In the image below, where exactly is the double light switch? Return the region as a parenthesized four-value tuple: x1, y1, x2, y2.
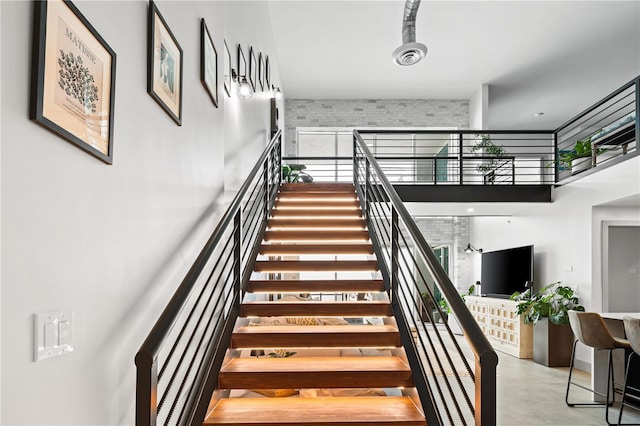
(34, 311, 74, 362)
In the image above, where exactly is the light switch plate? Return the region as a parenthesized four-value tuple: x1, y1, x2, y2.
(34, 311, 74, 362)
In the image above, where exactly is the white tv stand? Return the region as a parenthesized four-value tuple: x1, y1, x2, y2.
(465, 296, 533, 359)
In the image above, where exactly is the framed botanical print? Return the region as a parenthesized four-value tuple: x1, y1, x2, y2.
(258, 52, 264, 91)
(223, 40, 231, 97)
(147, 0, 183, 125)
(30, 0, 116, 164)
(265, 55, 271, 90)
(248, 47, 257, 91)
(237, 44, 246, 80)
(200, 19, 218, 108)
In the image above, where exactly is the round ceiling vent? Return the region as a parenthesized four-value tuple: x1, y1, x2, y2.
(392, 42, 428, 66)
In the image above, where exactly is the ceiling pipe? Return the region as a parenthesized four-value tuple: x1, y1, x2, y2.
(392, 0, 428, 66)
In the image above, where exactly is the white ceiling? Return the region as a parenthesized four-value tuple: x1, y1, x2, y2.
(268, 0, 640, 130)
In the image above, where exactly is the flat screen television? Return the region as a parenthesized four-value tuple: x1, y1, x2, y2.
(480, 245, 533, 299)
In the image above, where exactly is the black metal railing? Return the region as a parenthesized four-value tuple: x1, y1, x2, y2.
(358, 130, 555, 185)
(135, 131, 282, 426)
(288, 131, 555, 185)
(554, 76, 638, 183)
(354, 130, 498, 426)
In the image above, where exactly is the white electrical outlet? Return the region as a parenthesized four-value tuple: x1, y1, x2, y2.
(34, 311, 74, 362)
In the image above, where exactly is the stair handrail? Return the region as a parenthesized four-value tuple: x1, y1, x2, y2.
(135, 130, 282, 426)
(353, 130, 498, 426)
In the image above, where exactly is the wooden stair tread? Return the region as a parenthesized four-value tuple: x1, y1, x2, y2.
(254, 260, 379, 272)
(267, 218, 367, 228)
(280, 183, 355, 192)
(204, 396, 426, 425)
(219, 356, 412, 389)
(275, 199, 360, 208)
(278, 192, 357, 200)
(248, 279, 385, 293)
(271, 209, 362, 217)
(263, 230, 370, 241)
(241, 301, 391, 317)
(231, 325, 401, 349)
(259, 244, 374, 255)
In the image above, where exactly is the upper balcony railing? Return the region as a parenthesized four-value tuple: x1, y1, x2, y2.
(286, 130, 556, 186)
(554, 76, 638, 183)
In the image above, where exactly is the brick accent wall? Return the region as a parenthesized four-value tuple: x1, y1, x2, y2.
(414, 216, 474, 292)
(284, 99, 469, 155)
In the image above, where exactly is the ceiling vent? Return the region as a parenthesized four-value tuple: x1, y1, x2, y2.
(392, 0, 428, 66)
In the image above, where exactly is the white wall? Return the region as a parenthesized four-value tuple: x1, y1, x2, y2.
(469, 84, 489, 130)
(0, 1, 280, 424)
(469, 156, 640, 367)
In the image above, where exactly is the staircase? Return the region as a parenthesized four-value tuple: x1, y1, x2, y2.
(204, 183, 426, 425)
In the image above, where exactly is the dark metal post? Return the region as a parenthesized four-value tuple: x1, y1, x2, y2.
(477, 349, 499, 426)
(635, 78, 639, 148)
(233, 210, 242, 305)
(391, 207, 399, 304)
(263, 160, 270, 217)
(553, 132, 559, 184)
(459, 133, 464, 184)
(512, 159, 516, 185)
(364, 157, 371, 221)
(135, 353, 158, 426)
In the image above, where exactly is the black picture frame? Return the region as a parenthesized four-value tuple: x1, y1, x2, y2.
(30, 0, 116, 164)
(248, 46, 257, 91)
(265, 55, 271, 90)
(223, 39, 231, 97)
(147, 0, 183, 125)
(200, 19, 218, 108)
(237, 44, 246, 80)
(258, 52, 264, 91)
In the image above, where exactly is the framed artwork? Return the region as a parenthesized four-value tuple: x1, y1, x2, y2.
(223, 40, 231, 97)
(237, 44, 246, 80)
(248, 47, 257, 91)
(200, 19, 218, 108)
(258, 52, 264, 91)
(30, 0, 116, 164)
(265, 55, 271, 90)
(147, 0, 183, 125)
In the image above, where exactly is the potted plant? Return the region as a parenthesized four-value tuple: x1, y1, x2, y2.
(469, 134, 508, 182)
(511, 282, 585, 366)
(557, 137, 603, 174)
(282, 164, 313, 183)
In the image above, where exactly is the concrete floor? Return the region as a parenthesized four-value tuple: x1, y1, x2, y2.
(496, 351, 640, 425)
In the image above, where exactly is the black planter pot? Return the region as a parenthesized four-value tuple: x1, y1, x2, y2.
(533, 318, 575, 367)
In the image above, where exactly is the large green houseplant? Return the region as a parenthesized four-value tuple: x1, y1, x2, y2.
(282, 164, 313, 183)
(511, 282, 585, 366)
(469, 134, 507, 174)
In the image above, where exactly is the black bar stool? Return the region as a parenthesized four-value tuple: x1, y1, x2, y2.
(617, 316, 640, 425)
(565, 311, 630, 425)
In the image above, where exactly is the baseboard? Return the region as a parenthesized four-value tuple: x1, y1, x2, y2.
(574, 359, 591, 373)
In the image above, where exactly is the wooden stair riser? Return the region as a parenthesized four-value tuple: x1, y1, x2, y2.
(275, 199, 360, 209)
(280, 182, 355, 190)
(248, 279, 385, 293)
(231, 325, 401, 349)
(264, 230, 370, 242)
(254, 260, 379, 272)
(280, 183, 356, 192)
(203, 397, 426, 426)
(270, 208, 362, 218)
(277, 192, 357, 200)
(241, 301, 392, 317)
(259, 243, 374, 256)
(218, 357, 413, 389)
(267, 218, 367, 229)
